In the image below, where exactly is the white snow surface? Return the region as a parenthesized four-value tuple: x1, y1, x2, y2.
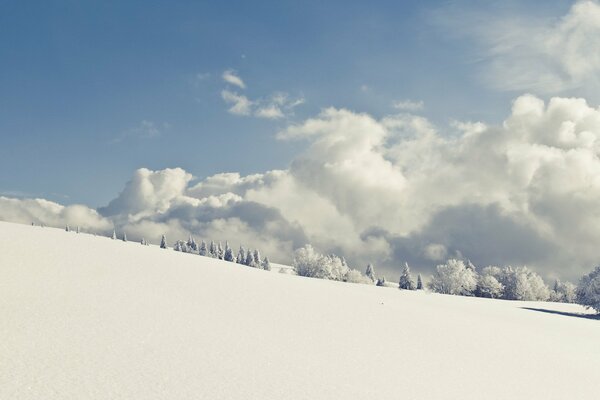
(1, 221, 599, 399)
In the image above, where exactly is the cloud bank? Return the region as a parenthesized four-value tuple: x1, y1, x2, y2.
(4, 94, 600, 281)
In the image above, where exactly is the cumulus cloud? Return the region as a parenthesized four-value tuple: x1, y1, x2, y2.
(436, 0, 600, 93)
(5, 93, 600, 281)
(222, 69, 246, 89)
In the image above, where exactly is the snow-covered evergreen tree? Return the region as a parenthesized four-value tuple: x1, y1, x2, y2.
(160, 235, 167, 249)
(65, 224, 70, 232)
(262, 256, 271, 271)
(186, 236, 197, 252)
(365, 263, 376, 283)
(577, 266, 600, 312)
(253, 249, 261, 268)
(122, 232, 127, 242)
(141, 238, 147, 246)
(174, 241, 182, 252)
(76, 226, 80, 234)
(111, 229, 117, 240)
(246, 249, 255, 266)
(217, 242, 224, 260)
(416, 274, 423, 290)
(209, 240, 217, 258)
(199, 240, 208, 256)
(224, 243, 235, 262)
(399, 262, 415, 290)
(376, 277, 386, 287)
(237, 246, 246, 264)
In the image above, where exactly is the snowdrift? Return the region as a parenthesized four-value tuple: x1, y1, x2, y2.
(1, 221, 599, 399)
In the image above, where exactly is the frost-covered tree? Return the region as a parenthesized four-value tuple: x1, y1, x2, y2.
(174, 241, 182, 252)
(398, 262, 415, 290)
(224, 243, 235, 262)
(344, 269, 372, 284)
(416, 274, 423, 290)
(209, 240, 217, 258)
(428, 259, 478, 296)
(76, 226, 80, 234)
(253, 249, 261, 268)
(141, 238, 147, 246)
(122, 232, 127, 242)
(199, 240, 208, 256)
(160, 235, 168, 249)
(111, 229, 117, 240)
(293, 245, 332, 279)
(262, 256, 271, 271)
(186, 236, 197, 252)
(476, 268, 504, 298)
(217, 242, 224, 260)
(65, 224, 70, 232)
(365, 263, 376, 283)
(246, 249, 255, 266)
(576, 266, 600, 312)
(237, 246, 246, 264)
(325, 254, 349, 281)
(550, 280, 577, 303)
(376, 277, 386, 287)
(476, 266, 549, 301)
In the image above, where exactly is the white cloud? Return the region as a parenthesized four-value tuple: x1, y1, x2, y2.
(221, 90, 253, 116)
(439, 0, 600, 92)
(222, 69, 246, 89)
(6, 93, 600, 281)
(255, 105, 284, 119)
(392, 99, 424, 112)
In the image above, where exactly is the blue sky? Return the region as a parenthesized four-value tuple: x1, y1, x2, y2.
(0, 0, 577, 206)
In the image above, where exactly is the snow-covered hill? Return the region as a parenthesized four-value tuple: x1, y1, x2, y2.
(1, 221, 599, 399)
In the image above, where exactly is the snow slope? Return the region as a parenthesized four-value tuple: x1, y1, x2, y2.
(1, 221, 599, 399)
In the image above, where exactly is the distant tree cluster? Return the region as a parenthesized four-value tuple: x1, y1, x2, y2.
(293, 245, 373, 283)
(170, 236, 271, 270)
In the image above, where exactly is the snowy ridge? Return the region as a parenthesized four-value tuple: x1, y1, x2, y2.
(1, 221, 599, 399)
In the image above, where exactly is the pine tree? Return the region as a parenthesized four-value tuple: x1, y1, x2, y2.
(224, 242, 235, 262)
(76, 226, 80, 234)
(141, 238, 147, 246)
(111, 229, 117, 240)
(209, 240, 217, 258)
(399, 262, 415, 290)
(199, 240, 208, 256)
(237, 246, 246, 264)
(376, 276, 386, 287)
(187, 235, 197, 252)
(365, 263, 376, 283)
(65, 224, 70, 232)
(217, 242, 224, 260)
(245, 249, 254, 266)
(262, 256, 271, 271)
(174, 241, 182, 251)
(417, 274, 423, 290)
(160, 235, 167, 249)
(253, 249, 261, 268)
(122, 232, 127, 242)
